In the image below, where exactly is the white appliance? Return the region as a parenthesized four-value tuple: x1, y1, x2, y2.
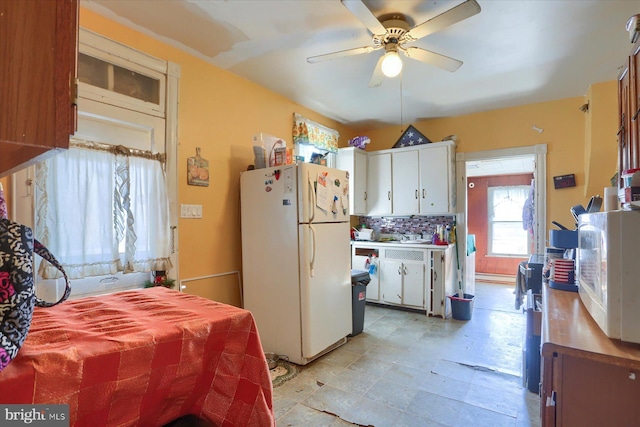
(577, 210, 640, 343)
(240, 163, 352, 365)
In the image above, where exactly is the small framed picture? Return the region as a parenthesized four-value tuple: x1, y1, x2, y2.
(187, 147, 209, 187)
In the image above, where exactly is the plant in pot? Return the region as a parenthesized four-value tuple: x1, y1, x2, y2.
(143, 274, 176, 289)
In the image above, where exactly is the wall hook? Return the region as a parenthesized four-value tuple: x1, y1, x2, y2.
(532, 125, 544, 134)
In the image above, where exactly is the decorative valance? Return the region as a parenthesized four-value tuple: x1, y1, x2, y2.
(292, 113, 339, 153)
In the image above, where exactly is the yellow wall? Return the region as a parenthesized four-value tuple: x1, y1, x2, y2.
(80, 9, 357, 306)
(584, 80, 619, 197)
(362, 84, 618, 233)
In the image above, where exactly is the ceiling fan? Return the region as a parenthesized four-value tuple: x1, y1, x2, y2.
(307, 0, 481, 87)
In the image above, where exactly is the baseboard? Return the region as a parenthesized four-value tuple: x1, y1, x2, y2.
(475, 273, 516, 285)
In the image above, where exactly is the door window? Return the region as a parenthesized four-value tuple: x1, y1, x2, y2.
(488, 185, 529, 256)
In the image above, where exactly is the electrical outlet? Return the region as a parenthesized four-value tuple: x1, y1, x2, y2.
(181, 204, 203, 218)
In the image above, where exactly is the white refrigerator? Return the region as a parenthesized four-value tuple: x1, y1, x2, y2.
(240, 162, 352, 365)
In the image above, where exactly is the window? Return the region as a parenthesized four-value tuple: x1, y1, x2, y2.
(12, 29, 179, 301)
(35, 145, 172, 279)
(488, 186, 529, 256)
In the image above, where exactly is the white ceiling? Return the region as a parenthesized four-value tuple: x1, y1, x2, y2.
(81, 0, 638, 131)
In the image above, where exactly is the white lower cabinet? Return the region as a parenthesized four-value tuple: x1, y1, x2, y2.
(380, 248, 427, 310)
(429, 246, 456, 318)
(400, 261, 425, 308)
(351, 243, 454, 316)
(380, 259, 403, 305)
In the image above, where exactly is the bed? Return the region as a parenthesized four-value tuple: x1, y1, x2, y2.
(0, 287, 275, 426)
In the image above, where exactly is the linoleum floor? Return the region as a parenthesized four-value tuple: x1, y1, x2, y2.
(273, 281, 541, 427)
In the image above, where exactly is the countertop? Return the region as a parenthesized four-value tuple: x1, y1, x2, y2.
(351, 240, 454, 250)
(541, 282, 640, 368)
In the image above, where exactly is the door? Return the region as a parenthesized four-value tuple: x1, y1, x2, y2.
(431, 250, 446, 316)
(298, 222, 351, 358)
(353, 149, 368, 215)
(380, 259, 403, 304)
(402, 262, 425, 308)
(298, 163, 349, 223)
(392, 150, 419, 215)
(367, 153, 392, 215)
(419, 145, 449, 213)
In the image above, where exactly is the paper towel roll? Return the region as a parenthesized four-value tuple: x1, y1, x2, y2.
(604, 187, 618, 211)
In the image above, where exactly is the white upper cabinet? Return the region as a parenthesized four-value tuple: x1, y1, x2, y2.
(337, 147, 368, 215)
(419, 142, 456, 214)
(338, 140, 456, 217)
(367, 152, 392, 216)
(391, 150, 420, 215)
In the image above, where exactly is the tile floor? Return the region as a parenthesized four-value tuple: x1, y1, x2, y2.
(273, 281, 542, 427)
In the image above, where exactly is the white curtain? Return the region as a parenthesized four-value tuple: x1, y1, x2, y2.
(123, 156, 172, 273)
(489, 186, 529, 221)
(35, 147, 172, 280)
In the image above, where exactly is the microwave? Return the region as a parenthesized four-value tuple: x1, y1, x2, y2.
(577, 210, 640, 343)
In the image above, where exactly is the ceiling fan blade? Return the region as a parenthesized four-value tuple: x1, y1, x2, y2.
(307, 46, 379, 63)
(341, 0, 387, 35)
(403, 0, 481, 42)
(368, 55, 385, 88)
(401, 46, 463, 72)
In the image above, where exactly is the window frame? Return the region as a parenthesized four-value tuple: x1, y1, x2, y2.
(11, 28, 180, 300)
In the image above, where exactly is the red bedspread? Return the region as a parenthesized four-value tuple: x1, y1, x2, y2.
(0, 287, 275, 427)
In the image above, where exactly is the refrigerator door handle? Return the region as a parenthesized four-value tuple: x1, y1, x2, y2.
(309, 224, 316, 277)
(308, 173, 316, 224)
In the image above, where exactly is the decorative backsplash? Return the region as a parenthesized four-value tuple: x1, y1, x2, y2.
(356, 215, 455, 236)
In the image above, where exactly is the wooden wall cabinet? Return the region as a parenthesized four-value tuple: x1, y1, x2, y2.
(0, 0, 78, 178)
(618, 39, 640, 181)
(541, 284, 640, 426)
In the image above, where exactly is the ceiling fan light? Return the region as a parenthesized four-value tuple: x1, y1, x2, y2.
(381, 51, 402, 77)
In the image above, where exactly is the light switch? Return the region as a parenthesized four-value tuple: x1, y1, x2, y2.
(181, 204, 203, 219)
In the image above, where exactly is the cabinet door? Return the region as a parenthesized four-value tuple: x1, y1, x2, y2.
(337, 147, 368, 215)
(419, 145, 450, 213)
(380, 259, 402, 305)
(402, 261, 425, 309)
(367, 153, 392, 215)
(0, 0, 78, 177)
(353, 149, 368, 215)
(630, 42, 640, 170)
(619, 58, 633, 176)
(559, 354, 640, 426)
(431, 250, 444, 316)
(392, 150, 420, 215)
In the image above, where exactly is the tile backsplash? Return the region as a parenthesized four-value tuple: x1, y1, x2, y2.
(356, 215, 455, 237)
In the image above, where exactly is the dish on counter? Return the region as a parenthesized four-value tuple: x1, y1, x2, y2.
(400, 239, 431, 244)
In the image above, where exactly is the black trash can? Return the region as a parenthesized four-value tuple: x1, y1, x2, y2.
(349, 269, 370, 337)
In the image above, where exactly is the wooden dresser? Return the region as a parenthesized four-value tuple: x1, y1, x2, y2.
(541, 283, 640, 426)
